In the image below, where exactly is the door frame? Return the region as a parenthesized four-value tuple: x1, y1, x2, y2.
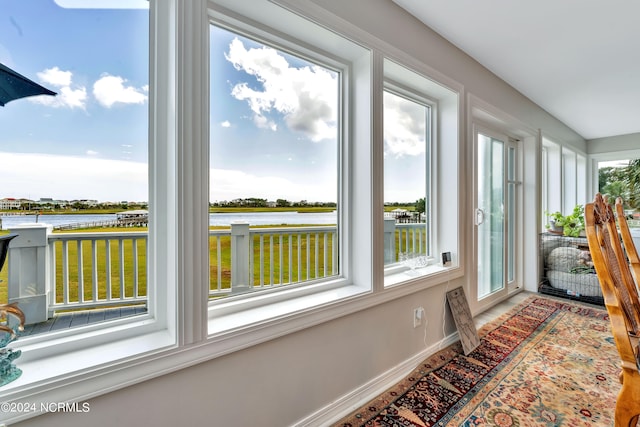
(469, 123, 522, 313)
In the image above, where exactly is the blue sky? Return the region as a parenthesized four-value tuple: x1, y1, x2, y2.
(210, 26, 340, 203)
(210, 26, 427, 204)
(0, 1, 426, 204)
(1, 1, 149, 202)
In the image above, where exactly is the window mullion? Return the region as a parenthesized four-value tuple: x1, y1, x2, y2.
(175, 0, 210, 346)
(371, 50, 386, 292)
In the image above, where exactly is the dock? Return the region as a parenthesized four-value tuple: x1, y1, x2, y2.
(53, 210, 148, 231)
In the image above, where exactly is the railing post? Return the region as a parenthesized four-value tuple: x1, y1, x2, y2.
(230, 222, 251, 294)
(384, 218, 396, 264)
(7, 224, 52, 324)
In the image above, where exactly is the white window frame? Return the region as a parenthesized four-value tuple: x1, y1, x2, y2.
(1, 1, 186, 423)
(206, 0, 374, 343)
(381, 85, 434, 270)
(590, 149, 640, 198)
(541, 136, 588, 221)
(207, 21, 347, 294)
(1, 1, 463, 423)
(382, 58, 460, 288)
(206, 4, 461, 336)
(562, 147, 578, 213)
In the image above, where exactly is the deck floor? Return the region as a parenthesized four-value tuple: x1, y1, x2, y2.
(20, 305, 147, 337)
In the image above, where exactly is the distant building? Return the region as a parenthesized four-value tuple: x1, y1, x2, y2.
(36, 198, 69, 209)
(0, 198, 21, 210)
(70, 199, 99, 208)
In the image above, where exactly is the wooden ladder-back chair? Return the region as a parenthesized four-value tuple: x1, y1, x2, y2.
(616, 197, 640, 289)
(585, 193, 640, 426)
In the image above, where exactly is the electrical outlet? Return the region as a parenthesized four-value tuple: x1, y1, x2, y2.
(413, 307, 424, 328)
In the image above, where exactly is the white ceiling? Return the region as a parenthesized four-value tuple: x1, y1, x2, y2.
(392, 0, 640, 141)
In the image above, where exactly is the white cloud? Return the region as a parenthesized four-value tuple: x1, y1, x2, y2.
(252, 113, 277, 131)
(0, 152, 147, 202)
(221, 120, 231, 128)
(38, 67, 72, 87)
(32, 66, 87, 109)
(93, 74, 147, 107)
(225, 38, 337, 142)
(86, 150, 99, 156)
(383, 91, 427, 157)
(211, 168, 336, 202)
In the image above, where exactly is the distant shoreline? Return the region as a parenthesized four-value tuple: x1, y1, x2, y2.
(1, 206, 336, 216)
(209, 206, 336, 213)
(1, 205, 416, 216)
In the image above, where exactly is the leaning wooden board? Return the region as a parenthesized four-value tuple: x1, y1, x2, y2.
(446, 287, 480, 355)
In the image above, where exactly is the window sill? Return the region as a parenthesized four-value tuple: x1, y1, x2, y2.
(207, 283, 370, 354)
(384, 263, 455, 288)
(0, 322, 175, 425)
(0, 266, 460, 425)
(205, 265, 460, 358)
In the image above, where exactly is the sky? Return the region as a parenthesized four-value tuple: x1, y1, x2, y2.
(1, 1, 427, 204)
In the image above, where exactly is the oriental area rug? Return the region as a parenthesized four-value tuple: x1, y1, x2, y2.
(334, 296, 620, 427)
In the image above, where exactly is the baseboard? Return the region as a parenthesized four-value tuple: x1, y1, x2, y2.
(293, 332, 460, 427)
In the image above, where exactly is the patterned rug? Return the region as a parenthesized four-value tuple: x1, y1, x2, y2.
(334, 295, 620, 426)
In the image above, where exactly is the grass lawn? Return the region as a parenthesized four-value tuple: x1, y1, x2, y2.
(0, 228, 147, 305)
(0, 224, 337, 304)
(50, 237, 147, 304)
(209, 228, 336, 292)
(1, 221, 424, 306)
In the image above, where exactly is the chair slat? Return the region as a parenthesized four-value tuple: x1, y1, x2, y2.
(586, 193, 640, 426)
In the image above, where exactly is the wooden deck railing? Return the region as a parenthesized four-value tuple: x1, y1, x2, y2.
(4, 221, 426, 322)
(48, 231, 148, 312)
(208, 225, 339, 296)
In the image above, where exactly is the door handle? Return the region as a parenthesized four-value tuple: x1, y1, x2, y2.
(475, 208, 485, 225)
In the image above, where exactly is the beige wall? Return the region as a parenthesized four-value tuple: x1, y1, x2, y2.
(13, 279, 463, 427)
(314, 0, 585, 149)
(14, 1, 588, 426)
(587, 132, 640, 155)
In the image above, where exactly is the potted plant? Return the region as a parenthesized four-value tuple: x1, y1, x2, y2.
(545, 205, 585, 237)
(545, 210, 566, 234)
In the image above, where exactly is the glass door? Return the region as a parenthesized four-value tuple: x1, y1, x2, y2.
(473, 127, 519, 307)
(476, 132, 505, 298)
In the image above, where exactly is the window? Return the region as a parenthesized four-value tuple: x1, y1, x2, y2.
(541, 139, 561, 227)
(0, 2, 152, 333)
(541, 137, 587, 226)
(383, 89, 431, 273)
(209, 24, 340, 298)
(0, 1, 178, 420)
(0, 1, 462, 421)
(382, 59, 458, 287)
(598, 158, 640, 210)
(207, 0, 375, 338)
(562, 147, 577, 213)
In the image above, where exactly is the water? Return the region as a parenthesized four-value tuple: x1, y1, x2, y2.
(208, 211, 336, 226)
(0, 213, 116, 229)
(0, 211, 337, 230)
